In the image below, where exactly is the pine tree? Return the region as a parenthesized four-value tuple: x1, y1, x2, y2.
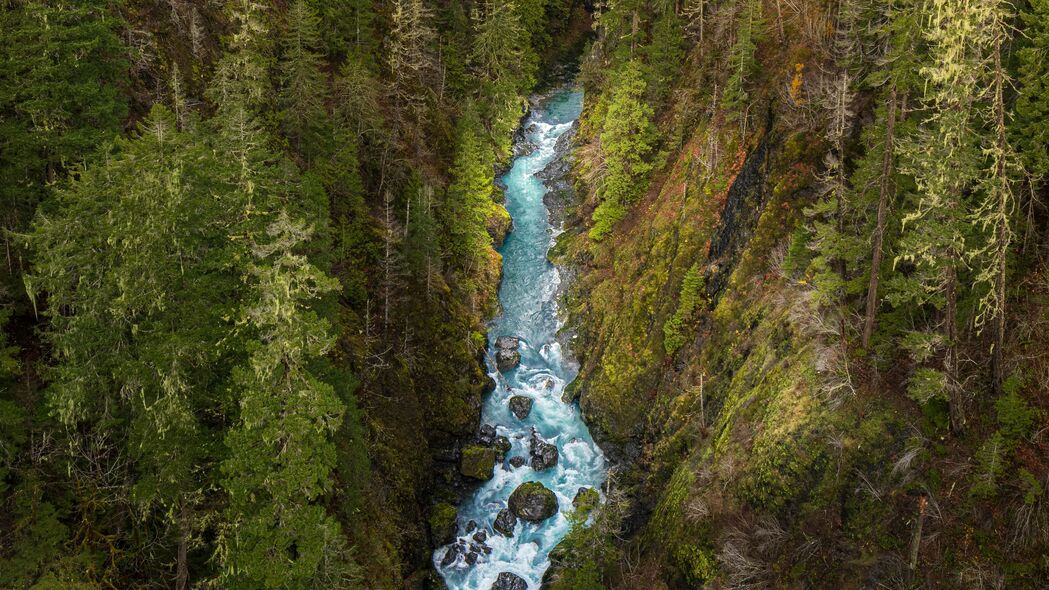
(1012, 0, 1049, 248)
(279, 0, 328, 156)
(444, 103, 497, 267)
(220, 212, 346, 589)
(590, 61, 657, 241)
(723, 0, 766, 119)
(0, 0, 126, 290)
(893, 0, 994, 433)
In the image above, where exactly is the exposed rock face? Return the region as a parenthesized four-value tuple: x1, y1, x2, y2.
(440, 542, 462, 567)
(509, 395, 534, 419)
(491, 572, 528, 590)
(460, 445, 497, 480)
(494, 508, 518, 537)
(495, 336, 521, 372)
(508, 481, 558, 522)
(529, 429, 558, 471)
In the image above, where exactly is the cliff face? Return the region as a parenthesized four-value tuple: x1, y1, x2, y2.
(548, 2, 1049, 588)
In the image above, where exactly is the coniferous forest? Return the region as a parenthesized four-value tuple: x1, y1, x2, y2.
(0, 1, 1048, 589)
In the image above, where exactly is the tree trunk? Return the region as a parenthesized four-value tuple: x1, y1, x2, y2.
(990, 27, 1009, 393)
(945, 263, 964, 433)
(176, 503, 190, 590)
(863, 85, 897, 350)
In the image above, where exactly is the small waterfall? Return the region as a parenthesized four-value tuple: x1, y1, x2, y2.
(434, 88, 606, 589)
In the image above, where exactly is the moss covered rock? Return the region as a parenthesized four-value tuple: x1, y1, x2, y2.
(508, 481, 558, 522)
(460, 445, 498, 480)
(428, 502, 458, 546)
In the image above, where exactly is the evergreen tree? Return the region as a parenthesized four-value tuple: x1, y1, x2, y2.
(444, 103, 497, 267)
(723, 0, 766, 118)
(220, 212, 346, 589)
(0, 0, 126, 289)
(279, 0, 329, 157)
(1012, 0, 1049, 243)
(892, 0, 994, 433)
(590, 61, 657, 241)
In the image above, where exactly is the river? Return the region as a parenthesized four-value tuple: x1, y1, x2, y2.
(433, 87, 607, 589)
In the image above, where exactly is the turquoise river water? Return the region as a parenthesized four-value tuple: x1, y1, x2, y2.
(433, 88, 607, 589)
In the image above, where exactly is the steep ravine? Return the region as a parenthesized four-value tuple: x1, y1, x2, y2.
(433, 88, 608, 590)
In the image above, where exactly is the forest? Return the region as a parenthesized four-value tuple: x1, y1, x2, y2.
(0, 1, 1047, 589)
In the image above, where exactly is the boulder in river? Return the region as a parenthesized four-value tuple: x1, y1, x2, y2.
(509, 456, 526, 469)
(508, 481, 558, 522)
(473, 529, 488, 543)
(478, 423, 497, 446)
(509, 395, 534, 419)
(495, 336, 521, 372)
(494, 435, 512, 457)
(493, 508, 517, 537)
(440, 543, 461, 567)
(529, 429, 558, 471)
(491, 572, 528, 590)
(460, 445, 497, 480)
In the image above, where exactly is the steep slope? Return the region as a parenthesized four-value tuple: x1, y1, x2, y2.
(547, 1, 1049, 588)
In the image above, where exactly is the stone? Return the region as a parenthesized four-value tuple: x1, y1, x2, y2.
(495, 335, 520, 350)
(529, 429, 558, 471)
(491, 572, 528, 590)
(495, 349, 521, 372)
(508, 395, 534, 420)
(464, 550, 478, 566)
(493, 435, 512, 456)
(494, 336, 522, 372)
(465, 520, 477, 534)
(440, 543, 461, 567)
(478, 424, 497, 446)
(473, 529, 488, 544)
(493, 508, 517, 537)
(428, 502, 458, 546)
(508, 481, 558, 522)
(509, 456, 526, 469)
(460, 445, 497, 480)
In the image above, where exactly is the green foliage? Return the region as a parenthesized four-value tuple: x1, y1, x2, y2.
(1013, 0, 1049, 184)
(0, 0, 127, 291)
(220, 213, 345, 589)
(444, 104, 498, 269)
(723, 0, 766, 114)
(459, 445, 497, 480)
(663, 263, 706, 355)
(590, 61, 656, 241)
(279, 0, 328, 154)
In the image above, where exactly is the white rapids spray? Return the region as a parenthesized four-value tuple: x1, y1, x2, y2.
(433, 88, 606, 589)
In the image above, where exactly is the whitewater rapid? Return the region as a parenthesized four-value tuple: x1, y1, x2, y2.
(434, 88, 606, 589)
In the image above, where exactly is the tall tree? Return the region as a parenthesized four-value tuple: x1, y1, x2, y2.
(220, 212, 347, 589)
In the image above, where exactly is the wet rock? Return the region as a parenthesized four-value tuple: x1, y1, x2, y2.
(478, 424, 497, 446)
(508, 481, 558, 522)
(509, 395, 534, 420)
(529, 429, 559, 471)
(494, 435, 512, 457)
(473, 529, 488, 544)
(464, 550, 478, 566)
(465, 520, 477, 534)
(509, 456, 526, 469)
(544, 378, 555, 389)
(496, 349, 521, 372)
(440, 543, 461, 567)
(491, 571, 528, 590)
(495, 336, 522, 372)
(513, 140, 538, 158)
(495, 335, 520, 350)
(460, 445, 497, 480)
(493, 508, 517, 537)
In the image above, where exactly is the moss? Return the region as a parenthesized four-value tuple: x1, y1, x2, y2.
(459, 445, 497, 480)
(428, 502, 458, 546)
